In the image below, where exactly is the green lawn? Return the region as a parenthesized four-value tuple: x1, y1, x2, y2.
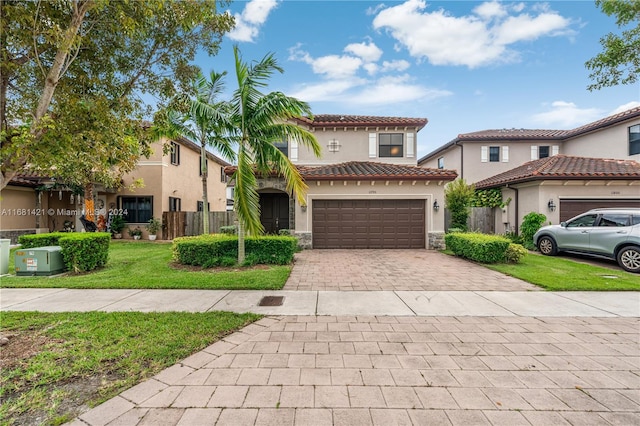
(4, 241, 291, 290)
(0, 311, 260, 426)
(485, 252, 640, 291)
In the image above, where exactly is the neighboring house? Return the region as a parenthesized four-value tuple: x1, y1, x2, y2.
(228, 115, 458, 249)
(0, 136, 230, 241)
(418, 107, 640, 183)
(475, 155, 640, 234)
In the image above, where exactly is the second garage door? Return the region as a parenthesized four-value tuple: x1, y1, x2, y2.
(560, 199, 640, 222)
(312, 199, 425, 249)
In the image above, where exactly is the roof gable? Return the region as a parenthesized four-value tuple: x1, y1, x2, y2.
(300, 161, 456, 181)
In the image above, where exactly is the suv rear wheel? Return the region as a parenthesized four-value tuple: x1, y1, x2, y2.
(538, 236, 557, 256)
(617, 246, 640, 273)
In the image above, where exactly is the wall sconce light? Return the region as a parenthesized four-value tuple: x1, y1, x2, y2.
(547, 199, 556, 212)
(301, 205, 307, 212)
(433, 200, 439, 212)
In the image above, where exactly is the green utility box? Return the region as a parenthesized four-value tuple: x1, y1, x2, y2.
(15, 246, 65, 276)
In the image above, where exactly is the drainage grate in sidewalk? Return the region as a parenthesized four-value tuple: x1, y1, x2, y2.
(258, 296, 284, 306)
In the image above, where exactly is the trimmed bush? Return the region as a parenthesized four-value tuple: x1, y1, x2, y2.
(504, 243, 528, 263)
(172, 234, 297, 267)
(17, 232, 110, 273)
(18, 232, 68, 248)
(521, 212, 547, 250)
(58, 233, 111, 273)
(220, 225, 237, 235)
(444, 232, 511, 263)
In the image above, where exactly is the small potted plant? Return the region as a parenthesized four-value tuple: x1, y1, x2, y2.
(110, 215, 126, 239)
(145, 217, 161, 241)
(128, 227, 143, 240)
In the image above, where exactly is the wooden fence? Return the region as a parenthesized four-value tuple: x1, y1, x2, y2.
(444, 207, 495, 234)
(162, 211, 237, 240)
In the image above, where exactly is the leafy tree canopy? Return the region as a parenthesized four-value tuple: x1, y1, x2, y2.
(586, 0, 640, 91)
(1, 0, 234, 190)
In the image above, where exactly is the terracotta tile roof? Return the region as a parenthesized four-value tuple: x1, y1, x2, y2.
(6, 172, 49, 187)
(299, 115, 428, 130)
(299, 161, 457, 181)
(419, 106, 640, 164)
(475, 155, 640, 189)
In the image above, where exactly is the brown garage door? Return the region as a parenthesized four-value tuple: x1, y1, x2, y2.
(560, 199, 640, 222)
(312, 199, 425, 249)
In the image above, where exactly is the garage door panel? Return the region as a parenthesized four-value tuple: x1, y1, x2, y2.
(560, 199, 640, 222)
(313, 199, 425, 249)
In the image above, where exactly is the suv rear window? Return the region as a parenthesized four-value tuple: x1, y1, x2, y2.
(598, 214, 630, 227)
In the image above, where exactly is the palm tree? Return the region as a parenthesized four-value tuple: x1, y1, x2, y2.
(229, 46, 321, 262)
(153, 71, 235, 234)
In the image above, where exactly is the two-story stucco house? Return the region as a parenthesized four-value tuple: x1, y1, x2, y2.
(0, 136, 230, 241)
(419, 107, 640, 233)
(231, 115, 458, 249)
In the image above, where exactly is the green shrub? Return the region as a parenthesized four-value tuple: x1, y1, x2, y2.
(18, 232, 68, 248)
(58, 233, 111, 273)
(521, 212, 547, 250)
(220, 225, 237, 235)
(172, 234, 297, 267)
(504, 243, 528, 263)
(444, 178, 475, 231)
(278, 229, 291, 236)
(444, 232, 511, 263)
(503, 230, 523, 245)
(446, 227, 464, 234)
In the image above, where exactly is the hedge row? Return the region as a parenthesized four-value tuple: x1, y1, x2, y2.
(18, 232, 111, 273)
(445, 232, 519, 264)
(173, 234, 297, 267)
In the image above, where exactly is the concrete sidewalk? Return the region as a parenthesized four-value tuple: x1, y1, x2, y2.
(1, 288, 639, 317)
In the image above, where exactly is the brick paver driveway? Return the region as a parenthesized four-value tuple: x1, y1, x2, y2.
(78, 315, 640, 426)
(285, 250, 540, 292)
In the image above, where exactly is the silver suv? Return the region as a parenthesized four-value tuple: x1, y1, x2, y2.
(533, 208, 640, 273)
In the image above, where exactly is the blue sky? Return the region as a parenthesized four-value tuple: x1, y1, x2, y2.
(198, 0, 639, 158)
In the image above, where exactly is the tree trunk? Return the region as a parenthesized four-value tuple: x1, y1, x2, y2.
(84, 182, 94, 223)
(237, 219, 245, 264)
(201, 144, 209, 235)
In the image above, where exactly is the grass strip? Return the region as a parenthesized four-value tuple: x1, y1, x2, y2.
(0, 311, 260, 426)
(4, 241, 290, 290)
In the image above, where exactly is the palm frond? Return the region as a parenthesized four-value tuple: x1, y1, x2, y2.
(234, 146, 263, 235)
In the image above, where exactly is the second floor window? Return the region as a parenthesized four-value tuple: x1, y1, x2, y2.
(538, 146, 550, 158)
(379, 133, 403, 157)
(170, 142, 180, 165)
(630, 124, 640, 155)
(489, 146, 500, 162)
(197, 201, 210, 212)
(274, 140, 288, 156)
(437, 157, 444, 169)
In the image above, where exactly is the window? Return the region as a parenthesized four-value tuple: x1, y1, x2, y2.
(630, 124, 640, 155)
(170, 142, 180, 165)
(274, 140, 288, 156)
(119, 196, 152, 223)
(199, 155, 208, 176)
(437, 157, 444, 169)
(379, 133, 403, 157)
(197, 201, 210, 212)
(598, 214, 630, 227)
(220, 166, 227, 183)
(327, 139, 340, 152)
(567, 214, 597, 228)
(539, 146, 550, 158)
(169, 197, 181, 212)
(489, 146, 500, 162)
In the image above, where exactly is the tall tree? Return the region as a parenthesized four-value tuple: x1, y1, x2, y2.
(1, 0, 234, 200)
(229, 46, 321, 263)
(153, 71, 235, 234)
(586, 0, 640, 90)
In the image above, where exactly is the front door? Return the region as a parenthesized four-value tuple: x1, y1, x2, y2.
(260, 193, 289, 234)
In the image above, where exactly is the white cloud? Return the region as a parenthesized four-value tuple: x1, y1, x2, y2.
(372, 0, 572, 68)
(381, 59, 410, 72)
(610, 101, 640, 115)
(531, 101, 603, 127)
(344, 41, 383, 62)
(228, 0, 278, 42)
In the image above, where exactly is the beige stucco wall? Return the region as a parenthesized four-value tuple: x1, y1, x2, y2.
(499, 180, 640, 234)
(0, 186, 43, 230)
(563, 117, 640, 160)
(294, 179, 447, 239)
(296, 129, 419, 165)
(420, 146, 463, 177)
(461, 141, 562, 184)
(109, 138, 229, 239)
